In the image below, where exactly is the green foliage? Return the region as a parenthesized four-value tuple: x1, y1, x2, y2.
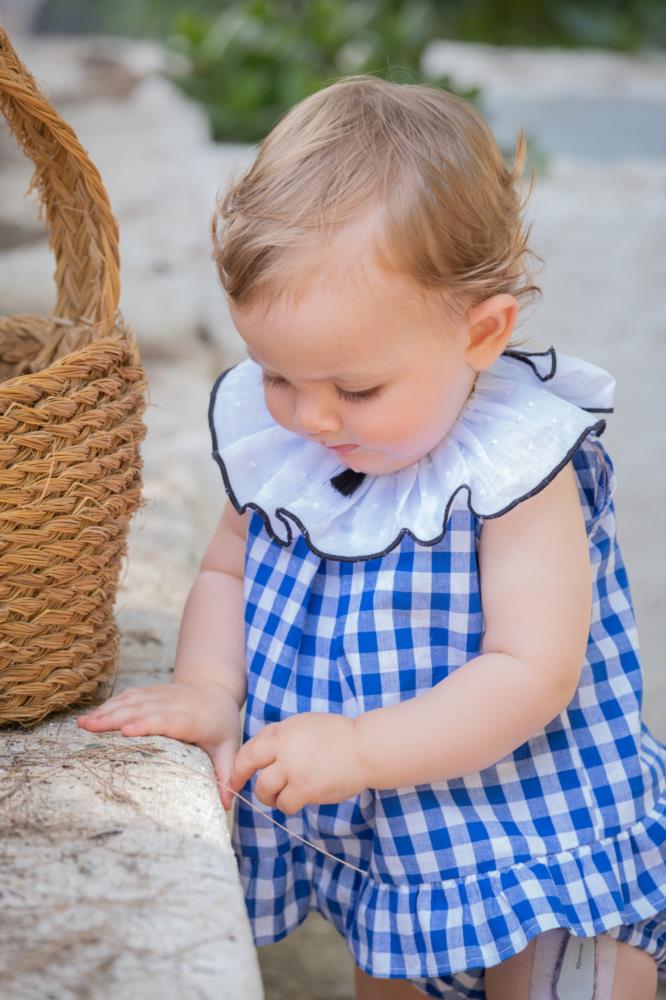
(167, 1, 479, 143)
(36, 0, 663, 147)
(36, 0, 666, 51)
(440, 0, 666, 50)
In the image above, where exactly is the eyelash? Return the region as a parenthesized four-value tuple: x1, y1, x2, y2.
(261, 372, 382, 403)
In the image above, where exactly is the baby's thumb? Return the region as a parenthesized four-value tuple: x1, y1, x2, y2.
(210, 740, 238, 812)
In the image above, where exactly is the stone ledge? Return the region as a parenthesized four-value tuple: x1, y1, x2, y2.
(0, 349, 263, 999)
(0, 721, 262, 999)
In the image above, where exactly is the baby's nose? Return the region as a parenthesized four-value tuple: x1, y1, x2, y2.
(293, 391, 342, 436)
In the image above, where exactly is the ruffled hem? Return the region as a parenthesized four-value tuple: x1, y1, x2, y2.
(235, 792, 666, 979)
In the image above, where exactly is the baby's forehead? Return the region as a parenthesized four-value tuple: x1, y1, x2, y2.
(245, 207, 422, 303)
(229, 226, 457, 376)
(239, 251, 442, 329)
(245, 343, 379, 384)
(236, 286, 453, 389)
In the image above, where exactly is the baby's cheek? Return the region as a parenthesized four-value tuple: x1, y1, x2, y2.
(359, 410, 421, 450)
(265, 392, 293, 434)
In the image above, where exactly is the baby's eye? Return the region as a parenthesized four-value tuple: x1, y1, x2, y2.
(335, 385, 383, 403)
(261, 371, 382, 403)
(261, 372, 287, 388)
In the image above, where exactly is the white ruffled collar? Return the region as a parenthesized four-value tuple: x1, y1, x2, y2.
(208, 347, 615, 561)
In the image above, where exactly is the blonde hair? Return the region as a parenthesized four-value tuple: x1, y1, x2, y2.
(211, 75, 542, 321)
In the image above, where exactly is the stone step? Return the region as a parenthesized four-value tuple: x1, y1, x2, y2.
(0, 350, 263, 999)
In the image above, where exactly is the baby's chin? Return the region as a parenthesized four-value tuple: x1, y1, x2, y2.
(339, 448, 427, 476)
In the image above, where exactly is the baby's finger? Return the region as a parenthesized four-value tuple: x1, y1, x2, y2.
(77, 704, 146, 732)
(210, 742, 237, 811)
(78, 687, 171, 726)
(254, 761, 288, 809)
(82, 686, 159, 715)
(77, 697, 130, 722)
(118, 708, 188, 739)
(275, 783, 304, 817)
(230, 731, 277, 792)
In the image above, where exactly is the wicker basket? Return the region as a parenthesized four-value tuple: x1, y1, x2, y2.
(0, 30, 148, 726)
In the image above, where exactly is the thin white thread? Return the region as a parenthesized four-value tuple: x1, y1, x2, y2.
(225, 784, 369, 877)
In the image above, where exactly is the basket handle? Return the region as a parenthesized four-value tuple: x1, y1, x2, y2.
(0, 28, 122, 356)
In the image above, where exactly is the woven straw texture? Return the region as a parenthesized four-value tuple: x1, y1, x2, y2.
(0, 29, 148, 727)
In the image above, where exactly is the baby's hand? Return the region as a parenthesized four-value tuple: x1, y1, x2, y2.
(229, 712, 367, 814)
(77, 681, 242, 810)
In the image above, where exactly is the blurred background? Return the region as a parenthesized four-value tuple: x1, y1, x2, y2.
(0, 3, 664, 997)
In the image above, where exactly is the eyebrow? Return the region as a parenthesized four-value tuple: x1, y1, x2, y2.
(246, 349, 381, 385)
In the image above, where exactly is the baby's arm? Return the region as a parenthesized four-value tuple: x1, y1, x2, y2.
(171, 499, 248, 707)
(353, 461, 592, 789)
(78, 501, 249, 809)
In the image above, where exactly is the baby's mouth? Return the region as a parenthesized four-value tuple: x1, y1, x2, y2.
(325, 444, 359, 454)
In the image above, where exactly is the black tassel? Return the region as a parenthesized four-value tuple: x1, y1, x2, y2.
(329, 468, 366, 496)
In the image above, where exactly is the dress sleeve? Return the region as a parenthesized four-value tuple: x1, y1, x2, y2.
(570, 434, 616, 536)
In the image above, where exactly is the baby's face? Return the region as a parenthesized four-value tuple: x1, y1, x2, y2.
(229, 254, 478, 476)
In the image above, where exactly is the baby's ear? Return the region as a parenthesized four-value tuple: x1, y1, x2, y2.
(465, 294, 518, 371)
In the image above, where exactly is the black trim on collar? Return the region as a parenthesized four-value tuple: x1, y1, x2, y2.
(502, 347, 614, 413)
(208, 363, 607, 563)
(502, 346, 557, 381)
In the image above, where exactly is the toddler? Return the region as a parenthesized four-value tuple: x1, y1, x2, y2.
(78, 77, 666, 999)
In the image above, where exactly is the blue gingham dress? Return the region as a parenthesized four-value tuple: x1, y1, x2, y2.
(209, 347, 666, 998)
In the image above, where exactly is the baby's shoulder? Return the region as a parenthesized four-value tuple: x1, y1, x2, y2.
(200, 501, 249, 580)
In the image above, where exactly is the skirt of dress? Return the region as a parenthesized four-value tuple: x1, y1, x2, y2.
(233, 792, 666, 998)
(406, 915, 666, 997)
